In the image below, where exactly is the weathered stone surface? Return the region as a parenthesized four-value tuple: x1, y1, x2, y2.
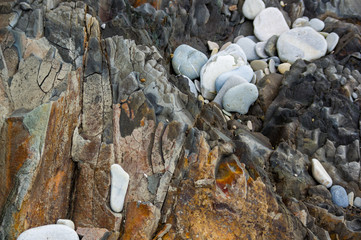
(76, 227, 109, 240)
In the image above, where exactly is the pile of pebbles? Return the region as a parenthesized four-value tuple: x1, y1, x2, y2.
(171, 0, 340, 116)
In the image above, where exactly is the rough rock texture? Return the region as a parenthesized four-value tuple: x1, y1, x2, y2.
(0, 0, 361, 240)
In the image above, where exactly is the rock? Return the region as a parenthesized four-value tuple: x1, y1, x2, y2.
(326, 32, 339, 53)
(19, 2, 32, 11)
(215, 65, 254, 92)
(110, 164, 129, 213)
(76, 227, 109, 240)
(269, 59, 276, 73)
(309, 18, 324, 32)
(207, 41, 219, 51)
(354, 197, 361, 208)
(17, 224, 79, 240)
(330, 185, 349, 208)
(308, 185, 332, 200)
(213, 76, 248, 107)
(255, 42, 268, 59)
(222, 82, 259, 114)
(200, 44, 247, 99)
(255, 69, 265, 82)
(278, 63, 291, 74)
(186, 77, 198, 97)
(172, 44, 208, 80)
(56, 219, 75, 230)
(242, 0, 265, 20)
(253, 7, 290, 42)
(250, 60, 267, 71)
(264, 35, 278, 57)
(277, 27, 327, 63)
(292, 17, 309, 28)
(311, 158, 333, 188)
(235, 37, 259, 61)
(348, 192, 354, 207)
(257, 73, 283, 112)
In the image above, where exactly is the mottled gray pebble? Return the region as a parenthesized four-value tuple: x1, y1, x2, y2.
(265, 35, 278, 57)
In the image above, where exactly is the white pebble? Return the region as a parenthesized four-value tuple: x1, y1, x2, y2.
(311, 158, 332, 188)
(348, 192, 354, 207)
(56, 219, 75, 230)
(110, 164, 129, 213)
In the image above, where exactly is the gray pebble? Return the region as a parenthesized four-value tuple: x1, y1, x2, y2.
(251, 60, 267, 71)
(269, 59, 276, 73)
(354, 197, 361, 208)
(255, 70, 265, 83)
(265, 35, 278, 57)
(309, 18, 325, 32)
(255, 42, 268, 59)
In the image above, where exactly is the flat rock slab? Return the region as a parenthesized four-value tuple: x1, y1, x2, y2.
(277, 27, 327, 63)
(253, 7, 290, 42)
(17, 224, 79, 240)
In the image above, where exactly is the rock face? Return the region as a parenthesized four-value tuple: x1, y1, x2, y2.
(0, 0, 361, 240)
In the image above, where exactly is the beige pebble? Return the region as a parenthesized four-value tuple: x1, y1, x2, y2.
(278, 63, 291, 74)
(247, 120, 253, 131)
(207, 41, 219, 51)
(211, 48, 218, 56)
(220, 42, 232, 51)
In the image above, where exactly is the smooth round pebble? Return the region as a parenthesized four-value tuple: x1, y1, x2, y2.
(213, 76, 248, 107)
(326, 32, 339, 53)
(250, 60, 267, 71)
(278, 63, 291, 74)
(200, 44, 247, 99)
(172, 44, 208, 80)
(277, 27, 327, 63)
(268, 59, 276, 73)
(292, 17, 309, 28)
(330, 185, 349, 208)
(56, 219, 75, 230)
(253, 7, 290, 42)
(264, 35, 278, 57)
(236, 37, 259, 61)
(17, 225, 79, 240)
(215, 65, 254, 92)
(255, 42, 268, 59)
(222, 82, 259, 114)
(354, 197, 361, 208)
(110, 164, 129, 213)
(311, 158, 333, 188)
(309, 18, 325, 32)
(242, 0, 265, 20)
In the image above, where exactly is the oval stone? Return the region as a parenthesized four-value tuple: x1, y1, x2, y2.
(330, 185, 349, 208)
(277, 27, 327, 63)
(311, 158, 332, 188)
(213, 76, 248, 107)
(242, 0, 265, 20)
(253, 7, 290, 42)
(309, 18, 325, 32)
(17, 224, 79, 240)
(172, 44, 208, 80)
(326, 32, 339, 53)
(222, 82, 259, 114)
(236, 37, 259, 61)
(110, 164, 129, 213)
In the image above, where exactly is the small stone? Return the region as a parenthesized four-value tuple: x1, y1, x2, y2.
(269, 59, 276, 73)
(352, 92, 358, 99)
(264, 35, 278, 57)
(253, 7, 290, 42)
(247, 120, 253, 131)
(354, 197, 361, 208)
(330, 185, 349, 208)
(101, 23, 106, 29)
(236, 37, 259, 61)
(211, 48, 218, 56)
(326, 32, 339, 53)
(19, 2, 32, 11)
(278, 63, 291, 74)
(277, 27, 327, 63)
(309, 18, 325, 32)
(255, 70, 265, 82)
(255, 42, 268, 59)
(319, 32, 329, 38)
(207, 41, 219, 51)
(222, 82, 259, 114)
(56, 219, 75, 230)
(195, 80, 201, 93)
(215, 65, 254, 92)
(348, 192, 354, 207)
(229, 5, 238, 11)
(242, 0, 265, 20)
(250, 60, 267, 71)
(17, 225, 79, 240)
(222, 109, 232, 117)
(186, 77, 198, 97)
(172, 44, 208, 80)
(200, 44, 247, 99)
(311, 158, 332, 188)
(213, 76, 248, 107)
(220, 42, 232, 51)
(264, 67, 270, 75)
(110, 164, 129, 213)
(292, 18, 309, 28)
